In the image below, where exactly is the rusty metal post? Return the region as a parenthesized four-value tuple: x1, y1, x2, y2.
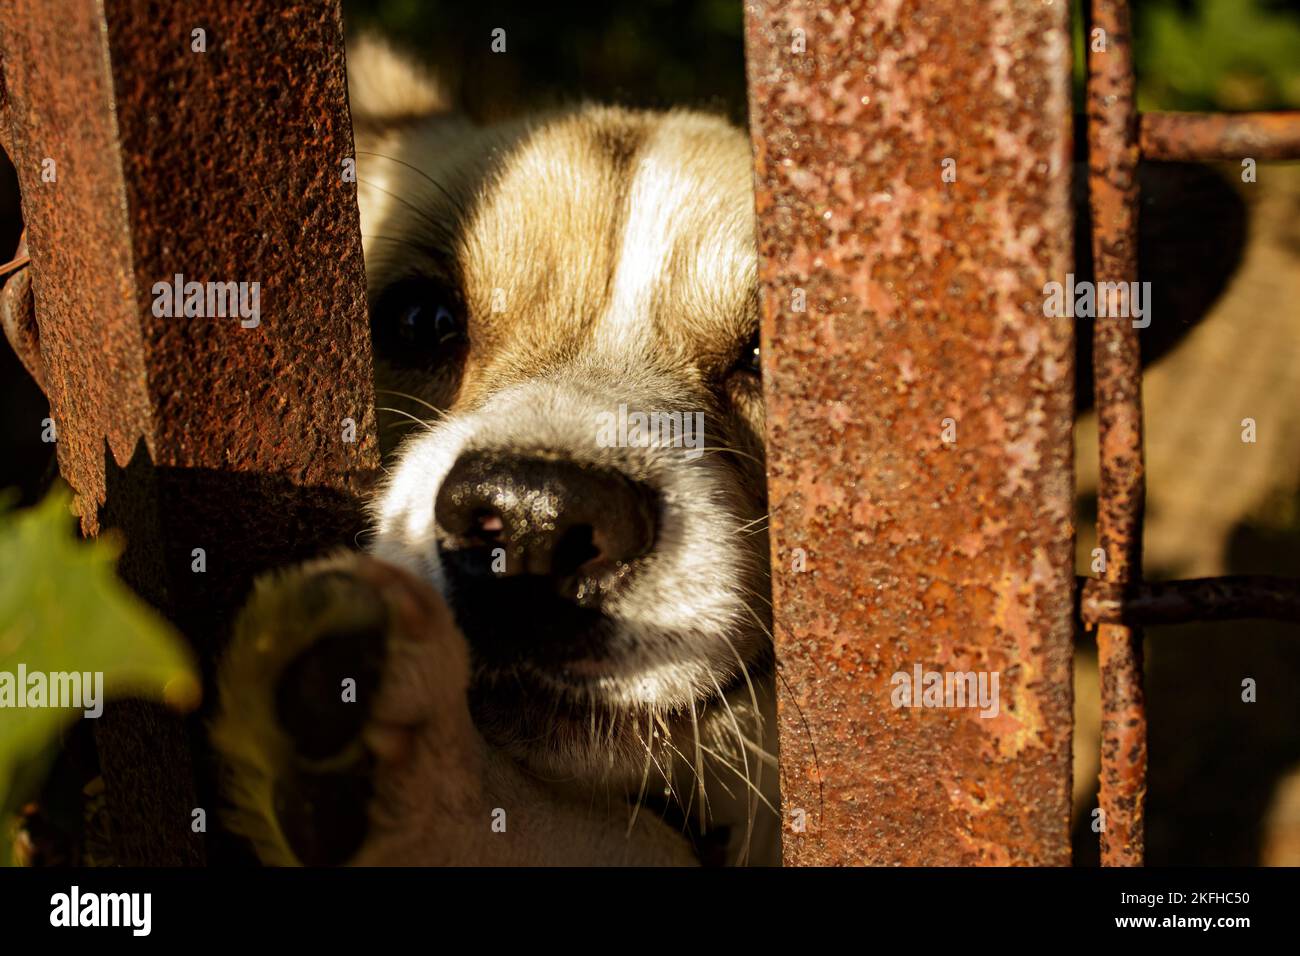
(1087, 0, 1147, 867)
(0, 1, 378, 864)
(745, 0, 1075, 865)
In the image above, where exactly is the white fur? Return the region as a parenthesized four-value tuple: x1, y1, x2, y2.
(371, 369, 763, 712)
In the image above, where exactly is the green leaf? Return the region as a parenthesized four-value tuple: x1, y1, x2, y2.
(0, 485, 199, 838)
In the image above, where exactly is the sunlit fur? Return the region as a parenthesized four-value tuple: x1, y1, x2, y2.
(220, 36, 780, 866)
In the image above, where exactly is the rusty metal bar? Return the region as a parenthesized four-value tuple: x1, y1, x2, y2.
(1087, 0, 1147, 867)
(1082, 576, 1300, 626)
(0, 0, 378, 864)
(1140, 111, 1300, 161)
(745, 0, 1075, 865)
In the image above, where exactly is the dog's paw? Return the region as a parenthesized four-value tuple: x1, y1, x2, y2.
(212, 552, 479, 866)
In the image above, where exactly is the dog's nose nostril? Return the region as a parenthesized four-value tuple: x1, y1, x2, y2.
(552, 524, 600, 579)
(434, 451, 656, 592)
(474, 511, 504, 540)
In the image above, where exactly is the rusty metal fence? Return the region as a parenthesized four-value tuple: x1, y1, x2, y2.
(1079, 0, 1300, 866)
(0, 0, 1298, 866)
(745, 0, 1300, 867)
(0, 0, 377, 864)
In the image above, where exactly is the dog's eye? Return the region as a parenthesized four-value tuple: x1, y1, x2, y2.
(372, 278, 467, 368)
(737, 330, 762, 376)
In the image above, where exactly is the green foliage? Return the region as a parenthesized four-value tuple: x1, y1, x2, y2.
(1139, 0, 1300, 110)
(0, 487, 198, 852)
(1071, 0, 1299, 113)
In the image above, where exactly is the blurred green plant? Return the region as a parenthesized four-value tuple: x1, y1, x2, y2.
(1139, 0, 1300, 110)
(0, 486, 198, 864)
(1071, 0, 1299, 114)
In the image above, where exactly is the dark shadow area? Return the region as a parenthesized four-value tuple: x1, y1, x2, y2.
(342, 0, 749, 123)
(0, 149, 54, 508)
(1141, 485, 1300, 865)
(23, 438, 376, 866)
(1072, 159, 1248, 414)
(1072, 488, 1300, 865)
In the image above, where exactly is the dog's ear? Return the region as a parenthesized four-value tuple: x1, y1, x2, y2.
(346, 34, 451, 126)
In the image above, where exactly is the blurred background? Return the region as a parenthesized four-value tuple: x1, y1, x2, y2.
(339, 0, 1300, 116)
(3, 0, 1299, 865)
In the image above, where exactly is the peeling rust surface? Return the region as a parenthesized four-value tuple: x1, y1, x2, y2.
(1140, 111, 1300, 162)
(745, 0, 1075, 865)
(1087, 0, 1146, 868)
(0, 0, 377, 864)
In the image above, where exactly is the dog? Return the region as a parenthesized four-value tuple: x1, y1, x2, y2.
(212, 37, 779, 866)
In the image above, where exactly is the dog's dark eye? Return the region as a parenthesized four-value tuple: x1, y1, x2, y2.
(738, 330, 762, 376)
(372, 278, 467, 368)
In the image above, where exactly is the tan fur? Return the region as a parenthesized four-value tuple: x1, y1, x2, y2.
(213, 38, 777, 866)
(347, 35, 452, 125)
(355, 106, 760, 419)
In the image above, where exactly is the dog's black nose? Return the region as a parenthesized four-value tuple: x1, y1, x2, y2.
(434, 452, 657, 594)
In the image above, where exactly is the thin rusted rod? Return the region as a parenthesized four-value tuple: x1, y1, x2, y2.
(1087, 0, 1147, 868)
(0, 230, 29, 275)
(0, 228, 41, 391)
(1140, 111, 1300, 161)
(1081, 576, 1300, 626)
